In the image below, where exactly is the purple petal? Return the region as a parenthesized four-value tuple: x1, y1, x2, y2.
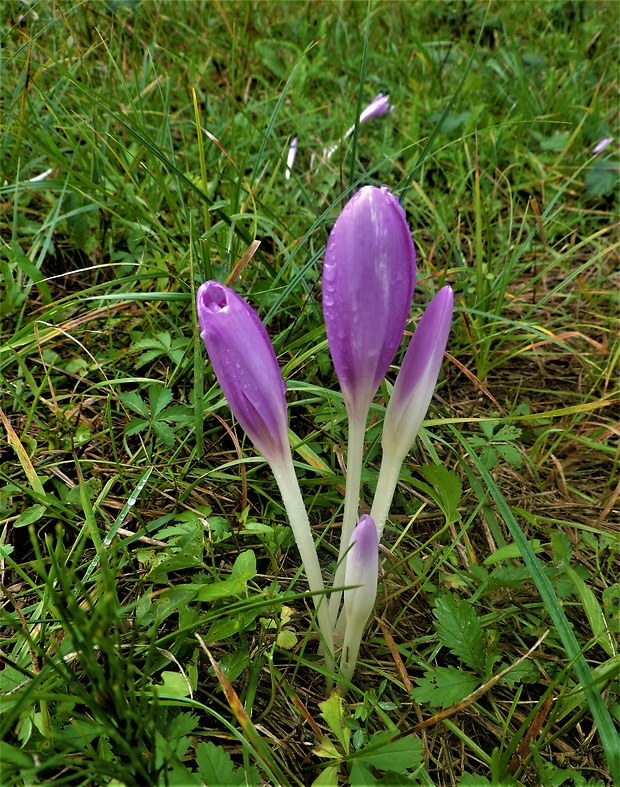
(197, 281, 289, 464)
(592, 136, 613, 155)
(359, 93, 394, 124)
(383, 286, 454, 457)
(323, 186, 416, 417)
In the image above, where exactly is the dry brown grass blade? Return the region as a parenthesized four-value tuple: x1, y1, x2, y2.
(444, 351, 505, 413)
(226, 239, 261, 287)
(209, 411, 248, 513)
(411, 631, 549, 731)
(508, 693, 555, 775)
(196, 634, 289, 785)
(377, 617, 413, 692)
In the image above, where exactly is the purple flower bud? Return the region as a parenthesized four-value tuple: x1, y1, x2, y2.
(592, 136, 613, 155)
(197, 281, 289, 464)
(359, 93, 394, 124)
(344, 514, 379, 630)
(382, 286, 454, 459)
(285, 137, 298, 180)
(323, 186, 416, 418)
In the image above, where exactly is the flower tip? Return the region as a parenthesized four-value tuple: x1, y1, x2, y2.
(592, 136, 613, 155)
(350, 514, 378, 558)
(196, 280, 229, 333)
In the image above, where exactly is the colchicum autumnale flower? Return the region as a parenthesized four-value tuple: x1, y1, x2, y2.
(326, 94, 394, 159)
(358, 93, 394, 125)
(323, 185, 415, 625)
(371, 285, 454, 540)
(197, 281, 335, 673)
(340, 515, 379, 687)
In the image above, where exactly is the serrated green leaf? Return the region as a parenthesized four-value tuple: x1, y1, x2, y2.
(412, 666, 479, 708)
(481, 444, 498, 469)
(119, 391, 148, 416)
(153, 421, 175, 446)
(125, 418, 149, 437)
(585, 159, 618, 196)
(420, 465, 462, 524)
(356, 732, 423, 773)
(433, 594, 486, 673)
(480, 419, 498, 439)
(149, 384, 173, 417)
(167, 712, 199, 741)
(196, 741, 245, 786)
(493, 425, 522, 442)
(496, 443, 522, 467)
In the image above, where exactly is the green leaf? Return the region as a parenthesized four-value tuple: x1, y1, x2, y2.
(119, 391, 148, 417)
(157, 671, 190, 698)
(231, 549, 257, 581)
(349, 762, 378, 785)
(493, 425, 522, 442)
(433, 594, 486, 673)
(483, 539, 544, 565)
(0, 741, 33, 768)
(153, 421, 176, 446)
(420, 465, 462, 524)
(602, 584, 620, 634)
(458, 775, 493, 786)
(355, 732, 423, 774)
(149, 384, 173, 418)
(496, 443, 522, 468)
(276, 629, 297, 650)
(125, 418, 149, 437)
(412, 666, 479, 709)
(585, 159, 618, 196)
(319, 692, 350, 754)
(196, 741, 246, 786)
(13, 504, 46, 528)
(311, 764, 340, 786)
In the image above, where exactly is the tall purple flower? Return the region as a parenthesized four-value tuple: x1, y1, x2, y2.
(324, 185, 415, 626)
(197, 280, 336, 674)
(323, 185, 416, 419)
(197, 281, 289, 465)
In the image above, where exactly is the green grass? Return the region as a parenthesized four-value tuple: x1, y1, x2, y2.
(1, 1, 618, 785)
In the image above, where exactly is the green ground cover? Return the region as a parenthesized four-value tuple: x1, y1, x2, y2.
(1, 1, 618, 784)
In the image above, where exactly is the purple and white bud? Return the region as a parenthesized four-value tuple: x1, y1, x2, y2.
(340, 514, 379, 686)
(323, 185, 416, 420)
(197, 281, 290, 465)
(359, 93, 394, 124)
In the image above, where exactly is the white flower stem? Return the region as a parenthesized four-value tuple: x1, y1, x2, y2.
(270, 455, 335, 678)
(370, 447, 405, 542)
(338, 614, 365, 690)
(328, 413, 366, 627)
